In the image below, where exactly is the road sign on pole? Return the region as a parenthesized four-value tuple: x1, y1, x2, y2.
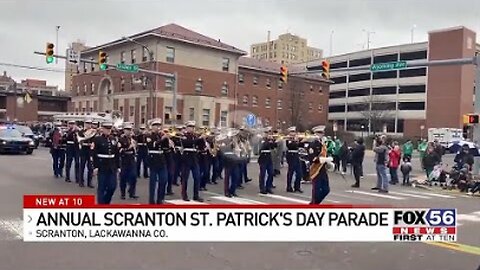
(246, 113, 256, 127)
(370, 61, 407, 72)
(66, 49, 80, 65)
(116, 63, 139, 73)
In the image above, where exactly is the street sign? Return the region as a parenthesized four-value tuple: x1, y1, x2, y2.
(66, 49, 80, 65)
(333, 122, 338, 132)
(116, 63, 139, 73)
(246, 113, 256, 127)
(370, 61, 407, 72)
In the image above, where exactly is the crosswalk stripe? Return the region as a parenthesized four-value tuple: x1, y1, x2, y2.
(166, 199, 206, 205)
(330, 192, 374, 201)
(259, 193, 309, 204)
(472, 211, 480, 215)
(457, 214, 480, 222)
(291, 193, 342, 204)
(210, 196, 266, 204)
(388, 191, 431, 199)
(405, 191, 456, 199)
(345, 190, 405, 200)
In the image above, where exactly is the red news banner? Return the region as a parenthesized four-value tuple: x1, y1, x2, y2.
(22, 195, 457, 242)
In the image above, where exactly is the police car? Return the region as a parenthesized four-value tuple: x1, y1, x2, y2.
(0, 126, 35, 154)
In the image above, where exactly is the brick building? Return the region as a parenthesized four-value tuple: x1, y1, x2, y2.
(70, 23, 330, 129)
(0, 71, 71, 122)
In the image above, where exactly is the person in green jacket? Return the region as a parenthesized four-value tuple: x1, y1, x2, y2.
(417, 139, 428, 170)
(402, 140, 413, 160)
(326, 137, 335, 157)
(333, 138, 342, 172)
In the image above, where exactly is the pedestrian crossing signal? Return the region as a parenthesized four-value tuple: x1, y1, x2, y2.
(466, 114, 480, 124)
(321, 60, 330, 79)
(46, 43, 54, 64)
(98, 51, 107, 70)
(280, 65, 288, 83)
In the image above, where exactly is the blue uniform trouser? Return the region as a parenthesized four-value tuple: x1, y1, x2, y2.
(79, 150, 93, 186)
(165, 153, 175, 193)
(51, 148, 65, 177)
(174, 153, 182, 184)
(224, 164, 239, 195)
(287, 156, 302, 190)
(120, 165, 137, 197)
(259, 160, 273, 192)
(65, 147, 79, 182)
(97, 170, 117, 205)
(136, 148, 149, 178)
(200, 155, 211, 188)
(311, 173, 330, 204)
(238, 161, 248, 185)
(181, 160, 201, 199)
(149, 166, 168, 204)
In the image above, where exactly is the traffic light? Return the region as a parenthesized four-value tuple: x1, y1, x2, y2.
(98, 51, 107, 70)
(466, 114, 480, 124)
(46, 43, 54, 64)
(321, 60, 330, 79)
(280, 65, 288, 83)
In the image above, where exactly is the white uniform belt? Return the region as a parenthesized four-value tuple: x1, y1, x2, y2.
(261, 150, 271, 153)
(67, 141, 75, 144)
(82, 143, 91, 146)
(98, 154, 115, 158)
(149, 150, 164, 154)
(183, 148, 197, 152)
(224, 152, 234, 155)
(288, 150, 299, 153)
(137, 143, 146, 146)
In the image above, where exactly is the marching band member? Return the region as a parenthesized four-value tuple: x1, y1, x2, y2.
(285, 126, 303, 193)
(78, 119, 95, 188)
(136, 124, 149, 178)
(180, 121, 204, 202)
(198, 127, 211, 191)
(172, 124, 185, 186)
(118, 122, 139, 200)
(308, 126, 334, 204)
(163, 127, 176, 196)
(237, 128, 252, 187)
(218, 135, 240, 197)
(64, 120, 80, 183)
(92, 121, 120, 205)
(146, 119, 169, 204)
(258, 128, 277, 194)
(49, 121, 65, 178)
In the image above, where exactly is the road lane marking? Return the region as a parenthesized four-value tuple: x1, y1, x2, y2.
(210, 196, 266, 204)
(426, 242, 480, 256)
(291, 193, 342, 204)
(166, 199, 206, 205)
(457, 214, 480, 222)
(388, 191, 431, 199)
(405, 191, 456, 199)
(259, 193, 309, 204)
(330, 192, 374, 202)
(0, 218, 23, 240)
(345, 190, 405, 200)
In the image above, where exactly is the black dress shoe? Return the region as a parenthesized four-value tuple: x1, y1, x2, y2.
(260, 190, 268, 194)
(267, 190, 274, 194)
(231, 193, 239, 197)
(351, 184, 360, 188)
(173, 182, 180, 186)
(371, 187, 379, 190)
(166, 191, 174, 196)
(130, 195, 139, 199)
(286, 188, 294, 192)
(183, 197, 190, 201)
(237, 185, 244, 189)
(65, 179, 71, 183)
(272, 185, 276, 189)
(193, 197, 204, 202)
(121, 195, 126, 200)
(225, 193, 232, 198)
(88, 184, 95, 188)
(199, 187, 207, 191)
(245, 178, 252, 183)
(79, 183, 85, 187)
(294, 189, 304, 193)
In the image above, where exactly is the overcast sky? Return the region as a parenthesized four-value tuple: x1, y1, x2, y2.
(1, 0, 479, 89)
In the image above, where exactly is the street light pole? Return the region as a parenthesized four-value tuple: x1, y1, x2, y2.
(55, 26, 60, 64)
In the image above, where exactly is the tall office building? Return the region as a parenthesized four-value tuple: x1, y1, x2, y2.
(250, 33, 323, 64)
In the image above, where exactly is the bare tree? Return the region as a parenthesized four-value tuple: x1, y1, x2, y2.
(356, 95, 395, 134)
(286, 77, 308, 130)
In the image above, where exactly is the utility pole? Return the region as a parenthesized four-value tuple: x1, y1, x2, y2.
(363, 29, 375, 49)
(473, 57, 480, 174)
(410, 24, 416, 43)
(329, 30, 334, 57)
(55, 26, 60, 64)
(172, 72, 178, 126)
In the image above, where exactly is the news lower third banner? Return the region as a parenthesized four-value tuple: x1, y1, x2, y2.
(23, 195, 457, 242)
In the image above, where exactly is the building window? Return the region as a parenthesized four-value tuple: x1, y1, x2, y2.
(166, 47, 175, 63)
(222, 58, 230, 72)
(83, 83, 87, 94)
(252, 96, 258, 107)
(318, 104, 323, 112)
(309, 102, 313, 111)
(119, 106, 124, 115)
(142, 47, 148, 62)
(318, 86, 323, 94)
(120, 77, 125, 92)
(195, 78, 203, 92)
(129, 105, 134, 118)
(164, 106, 173, 125)
(398, 102, 425, 110)
(398, 85, 426, 94)
(221, 82, 228, 96)
(265, 97, 271, 108)
(165, 78, 173, 91)
(220, 110, 228, 127)
(253, 76, 258, 85)
(130, 49, 136, 64)
(202, 109, 210, 126)
(76, 85, 80, 95)
(399, 68, 427, 78)
(278, 80, 283, 89)
(238, 73, 244, 84)
(90, 107, 93, 112)
(266, 78, 271, 89)
(141, 105, 146, 124)
(277, 99, 282, 110)
(189, 108, 195, 121)
(90, 82, 95, 94)
(120, 51, 126, 64)
(242, 95, 249, 105)
(310, 85, 314, 92)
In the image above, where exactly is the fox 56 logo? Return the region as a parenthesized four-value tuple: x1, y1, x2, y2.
(393, 209, 456, 226)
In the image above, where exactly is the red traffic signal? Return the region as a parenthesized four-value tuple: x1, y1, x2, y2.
(280, 65, 288, 83)
(469, 114, 479, 124)
(321, 60, 330, 79)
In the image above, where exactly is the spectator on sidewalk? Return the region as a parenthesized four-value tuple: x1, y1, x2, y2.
(423, 146, 441, 179)
(372, 138, 389, 193)
(388, 142, 401, 185)
(402, 140, 413, 160)
(400, 156, 412, 186)
(417, 139, 428, 170)
(351, 138, 365, 188)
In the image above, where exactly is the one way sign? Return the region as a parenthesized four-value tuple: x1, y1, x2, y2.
(67, 49, 80, 65)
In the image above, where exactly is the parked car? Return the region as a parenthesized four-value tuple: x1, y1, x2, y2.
(0, 126, 35, 154)
(13, 125, 40, 148)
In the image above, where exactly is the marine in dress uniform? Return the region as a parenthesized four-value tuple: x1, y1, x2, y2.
(237, 127, 252, 187)
(218, 136, 241, 197)
(64, 120, 80, 183)
(92, 121, 120, 205)
(308, 126, 334, 204)
(78, 119, 95, 188)
(258, 128, 277, 194)
(172, 125, 185, 186)
(135, 125, 149, 178)
(118, 122, 139, 200)
(285, 126, 303, 193)
(197, 127, 210, 191)
(162, 127, 176, 196)
(146, 119, 169, 204)
(180, 121, 204, 202)
(49, 121, 65, 178)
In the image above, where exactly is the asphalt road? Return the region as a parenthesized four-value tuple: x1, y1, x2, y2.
(0, 148, 479, 270)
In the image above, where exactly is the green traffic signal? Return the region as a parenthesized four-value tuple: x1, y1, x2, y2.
(46, 56, 54, 64)
(100, 64, 107, 70)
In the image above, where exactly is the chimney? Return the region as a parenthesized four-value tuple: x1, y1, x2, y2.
(3, 71, 6, 77)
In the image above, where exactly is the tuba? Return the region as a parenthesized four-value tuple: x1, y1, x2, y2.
(77, 128, 97, 144)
